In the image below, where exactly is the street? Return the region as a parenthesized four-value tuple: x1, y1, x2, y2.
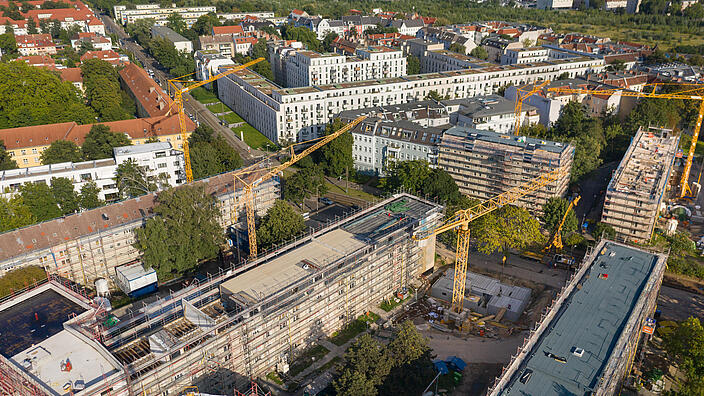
(100, 13, 261, 163)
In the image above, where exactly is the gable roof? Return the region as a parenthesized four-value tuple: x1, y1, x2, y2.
(118, 63, 171, 117)
(213, 25, 244, 36)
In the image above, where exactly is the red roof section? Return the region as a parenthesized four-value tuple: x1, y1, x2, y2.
(213, 25, 244, 36)
(118, 63, 171, 118)
(59, 67, 83, 83)
(16, 55, 55, 66)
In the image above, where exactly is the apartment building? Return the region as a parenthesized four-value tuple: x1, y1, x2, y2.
(482, 37, 523, 63)
(195, 50, 236, 82)
(501, 47, 550, 65)
(118, 63, 171, 118)
(198, 34, 236, 57)
(71, 31, 112, 51)
(284, 46, 406, 88)
(15, 34, 56, 56)
(537, 0, 574, 8)
(0, 194, 440, 396)
(80, 49, 123, 65)
(438, 126, 574, 214)
(151, 26, 193, 53)
(420, 49, 491, 74)
(338, 100, 451, 128)
(601, 127, 678, 243)
(0, 142, 184, 202)
(0, 169, 280, 287)
(218, 55, 604, 143)
(113, 4, 217, 27)
(0, 0, 106, 36)
(449, 94, 539, 133)
(0, 115, 195, 168)
(489, 240, 667, 396)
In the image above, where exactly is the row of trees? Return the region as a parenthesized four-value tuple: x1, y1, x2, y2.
(333, 321, 436, 395)
(0, 177, 103, 231)
(41, 124, 132, 165)
(126, 19, 195, 77)
(81, 59, 135, 121)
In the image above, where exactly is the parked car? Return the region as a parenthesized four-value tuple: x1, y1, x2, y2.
(319, 197, 333, 205)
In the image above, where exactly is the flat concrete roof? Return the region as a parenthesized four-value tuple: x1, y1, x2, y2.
(113, 142, 171, 156)
(12, 330, 122, 395)
(443, 126, 572, 155)
(500, 242, 662, 396)
(221, 228, 366, 299)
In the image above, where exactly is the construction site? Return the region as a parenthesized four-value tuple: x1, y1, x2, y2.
(600, 126, 679, 244)
(0, 194, 442, 396)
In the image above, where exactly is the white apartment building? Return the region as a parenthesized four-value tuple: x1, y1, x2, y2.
(195, 50, 235, 83)
(218, 55, 604, 143)
(218, 11, 275, 20)
(449, 94, 539, 133)
(0, 143, 184, 202)
(537, 0, 574, 8)
(284, 46, 406, 88)
(350, 119, 443, 176)
(113, 5, 217, 27)
(501, 47, 550, 65)
(420, 49, 490, 74)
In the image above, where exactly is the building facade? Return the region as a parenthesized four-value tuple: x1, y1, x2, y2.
(217, 56, 604, 143)
(450, 94, 539, 133)
(151, 25, 193, 53)
(0, 143, 184, 202)
(601, 127, 678, 243)
(113, 4, 217, 27)
(438, 126, 574, 214)
(284, 47, 406, 88)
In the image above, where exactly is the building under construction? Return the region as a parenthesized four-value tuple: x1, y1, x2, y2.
(600, 126, 678, 244)
(0, 194, 442, 395)
(487, 240, 668, 396)
(438, 126, 574, 215)
(0, 168, 279, 288)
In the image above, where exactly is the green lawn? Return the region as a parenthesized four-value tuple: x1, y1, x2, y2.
(232, 124, 276, 150)
(288, 344, 330, 377)
(223, 112, 244, 124)
(189, 87, 219, 104)
(380, 288, 414, 312)
(325, 181, 377, 201)
(205, 101, 229, 113)
(329, 319, 368, 346)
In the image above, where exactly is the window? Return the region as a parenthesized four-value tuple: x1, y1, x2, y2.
(155, 151, 166, 158)
(80, 173, 92, 181)
(23, 159, 28, 164)
(31, 148, 37, 154)
(157, 162, 167, 169)
(20, 150, 26, 155)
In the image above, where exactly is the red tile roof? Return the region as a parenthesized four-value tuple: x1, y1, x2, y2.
(59, 67, 83, 83)
(15, 33, 55, 48)
(16, 55, 55, 66)
(213, 25, 244, 36)
(0, 115, 195, 150)
(118, 63, 171, 118)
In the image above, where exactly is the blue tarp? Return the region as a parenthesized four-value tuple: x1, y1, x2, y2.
(446, 356, 467, 372)
(433, 360, 449, 375)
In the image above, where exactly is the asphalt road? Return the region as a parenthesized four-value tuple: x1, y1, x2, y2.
(100, 14, 261, 163)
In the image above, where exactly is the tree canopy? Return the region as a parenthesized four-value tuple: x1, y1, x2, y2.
(542, 197, 578, 237)
(283, 165, 327, 207)
(472, 205, 544, 255)
(665, 317, 704, 395)
(0, 61, 95, 128)
(82, 124, 131, 161)
(0, 140, 17, 170)
(382, 160, 462, 205)
(81, 59, 133, 121)
(406, 54, 420, 75)
(0, 195, 35, 232)
(40, 140, 83, 165)
(256, 200, 305, 251)
(317, 118, 355, 177)
(470, 46, 488, 60)
(188, 124, 243, 180)
(134, 184, 223, 279)
(18, 182, 62, 222)
(115, 158, 159, 199)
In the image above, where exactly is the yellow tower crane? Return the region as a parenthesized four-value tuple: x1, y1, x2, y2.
(167, 57, 265, 183)
(232, 115, 367, 258)
(513, 80, 550, 135)
(543, 195, 580, 253)
(547, 85, 704, 198)
(413, 168, 565, 313)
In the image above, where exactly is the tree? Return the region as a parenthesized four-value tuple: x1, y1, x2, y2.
(0, 32, 18, 59)
(190, 12, 220, 36)
(363, 24, 398, 35)
(280, 25, 322, 52)
(50, 177, 79, 215)
(318, 118, 354, 177)
(323, 32, 338, 52)
(388, 321, 429, 366)
(81, 59, 131, 121)
(166, 12, 187, 35)
(606, 59, 626, 72)
(472, 205, 544, 255)
(0, 195, 35, 232)
(669, 231, 696, 257)
(423, 168, 461, 205)
(283, 165, 327, 206)
(406, 54, 420, 75)
(134, 184, 223, 279)
(684, 2, 704, 19)
(256, 200, 305, 250)
(27, 17, 38, 34)
(40, 140, 83, 164)
(382, 160, 462, 205)
(381, 321, 436, 395)
(115, 159, 158, 199)
(470, 46, 488, 60)
(448, 42, 465, 54)
(665, 317, 704, 394)
(593, 222, 616, 239)
(0, 62, 95, 128)
(79, 181, 103, 209)
(541, 197, 578, 236)
(334, 334, 392, 396)
(82, 124, 131, 160)
(188, 125, 243, 180)
(552, 101, 606, 182)
(0, 140, 17, 170)
(19, 182, 62, 222)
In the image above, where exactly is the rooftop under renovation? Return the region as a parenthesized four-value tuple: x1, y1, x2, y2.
(0, 194, 442, 396)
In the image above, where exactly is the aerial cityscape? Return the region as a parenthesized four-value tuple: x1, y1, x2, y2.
(0, 0, 702, 395)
